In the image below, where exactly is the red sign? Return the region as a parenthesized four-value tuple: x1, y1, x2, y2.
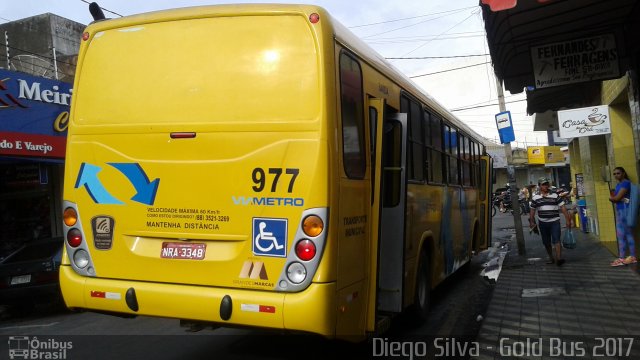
(0, 131, 66, 158)
(481, 0, 517, 11)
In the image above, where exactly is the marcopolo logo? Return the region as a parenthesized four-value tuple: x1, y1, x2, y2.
(7, 336, 72, 360)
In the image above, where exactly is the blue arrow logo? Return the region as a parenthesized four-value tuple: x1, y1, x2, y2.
(75, 163, 124, 205)
(109, 163, 160, 205)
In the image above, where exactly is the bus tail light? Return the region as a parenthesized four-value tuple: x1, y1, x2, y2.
(63, 207, 78, 226)
(275, 208, 328, 292)
(286, 262, 307, 284)
(63, 201, 96, 277)
(67, 228, 83, 247)
(295, 240, 316, 261)
(73, 249, 90, 268)
(302, 215, 323, 237)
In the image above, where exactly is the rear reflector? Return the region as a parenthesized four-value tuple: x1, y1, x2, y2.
(170, 132, 196, 139)
(91, 290, 121, 300)
(241, 304, 276, 313)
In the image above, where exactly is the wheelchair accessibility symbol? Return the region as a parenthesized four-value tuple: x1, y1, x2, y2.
(252, 218, 287, 257)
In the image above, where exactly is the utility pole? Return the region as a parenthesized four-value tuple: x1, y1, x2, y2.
(496, 78, 526, 256)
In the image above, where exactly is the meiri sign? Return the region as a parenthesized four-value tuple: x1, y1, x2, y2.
(0, 69, 71, 158)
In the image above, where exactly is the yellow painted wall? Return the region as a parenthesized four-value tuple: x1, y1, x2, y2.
(584, 135, 617, 252)
(599, 76, 635, 256)
(602, 76, 629, 105)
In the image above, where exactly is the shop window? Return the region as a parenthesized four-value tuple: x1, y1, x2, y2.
(0, 163, 54, 257)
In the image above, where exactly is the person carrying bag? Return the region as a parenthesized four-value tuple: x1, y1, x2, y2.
(562, 228, 576, 249)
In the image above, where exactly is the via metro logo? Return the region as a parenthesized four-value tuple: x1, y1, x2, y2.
(252, 218, 287, 257)
(75, 162, 160, 205)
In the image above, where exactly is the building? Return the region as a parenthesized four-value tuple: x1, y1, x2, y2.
(481, 0, 640, 255)
(487, 143, 569, 194)
(0, 14, 84, 257)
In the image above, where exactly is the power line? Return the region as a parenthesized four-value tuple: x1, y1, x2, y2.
(399, 9, 479, 58)
(367, 31, 485, 40)
(446, 94, 525, 110)
(386, 54, 488, 59)
(409, 61, 490, 78)
(349, 6, 477, 28)
(457, 113, 527, 117)
(361, 7, 472, 39)
(0, 15, 12, 22)
(368, 34, 485, 45)
(451, 99, 527, 112)
(78, 0, 123, 17)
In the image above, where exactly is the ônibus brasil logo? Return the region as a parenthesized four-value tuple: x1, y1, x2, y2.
(7, 336, 73, 359)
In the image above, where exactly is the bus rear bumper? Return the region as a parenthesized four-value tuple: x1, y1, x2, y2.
(60, 265, 336, 336)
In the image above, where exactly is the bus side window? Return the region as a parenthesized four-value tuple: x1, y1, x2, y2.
(423, 110, 431, 182)
(429, 114, 444, 184)
(401, 94, 425, 183)
(339, 52, 365, 179)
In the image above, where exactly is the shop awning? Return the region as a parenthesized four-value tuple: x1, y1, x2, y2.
(481, 0, 640, 113)
(525, 82, 601, 116)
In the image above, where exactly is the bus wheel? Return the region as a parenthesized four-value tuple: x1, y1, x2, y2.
(410, 253, 431, 323)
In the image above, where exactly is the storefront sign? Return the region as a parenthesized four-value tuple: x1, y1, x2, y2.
(557, 105, 611, 138)
(0, 69, 71, 159)
(531, 34, 620, 89)
(527, 146, 564, 165)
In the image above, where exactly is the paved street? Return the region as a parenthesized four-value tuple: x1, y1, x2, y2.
(0, 234, 496, 360)
(476, 212, 640, 359)
(13, 212, 635, 359)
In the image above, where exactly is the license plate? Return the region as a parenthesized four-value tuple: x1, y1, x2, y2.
(160, 242, 206, 260)
(10, 274, 31, 285)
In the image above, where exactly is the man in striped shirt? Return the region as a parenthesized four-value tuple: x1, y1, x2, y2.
(529, 177, 572, 266)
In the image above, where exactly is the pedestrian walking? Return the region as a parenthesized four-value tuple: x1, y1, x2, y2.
(608, 166, 637, 266)
(529, 177, 572, 265)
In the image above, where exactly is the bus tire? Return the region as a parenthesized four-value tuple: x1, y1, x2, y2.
(410, 252, 431, 324)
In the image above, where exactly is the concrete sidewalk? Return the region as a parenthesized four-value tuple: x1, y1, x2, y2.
(476, 213, 640, 359)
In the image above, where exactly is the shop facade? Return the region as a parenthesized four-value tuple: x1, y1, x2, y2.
(565, 75, 640, 253)
(481, 0, 640, 256)
(0, 68, 71, 257)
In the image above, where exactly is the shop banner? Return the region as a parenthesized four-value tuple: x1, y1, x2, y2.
(557, 105, 611, 138)
(0, 69, 71, 158)
(531, 34, 620, 89)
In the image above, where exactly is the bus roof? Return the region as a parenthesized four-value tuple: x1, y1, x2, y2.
(84, 3, 486, 145)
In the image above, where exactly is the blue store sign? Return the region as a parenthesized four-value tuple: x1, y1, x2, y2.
(0, 69, 72, 158)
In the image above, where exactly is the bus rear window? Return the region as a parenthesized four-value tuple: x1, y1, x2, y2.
(74, 16, 320, 125)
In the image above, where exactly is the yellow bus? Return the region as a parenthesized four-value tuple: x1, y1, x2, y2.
(60, 4, 493, 341)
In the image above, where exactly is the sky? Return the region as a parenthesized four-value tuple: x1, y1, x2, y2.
(0, 0, 548, 146)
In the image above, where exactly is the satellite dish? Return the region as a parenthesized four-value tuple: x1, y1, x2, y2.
(10, 54, 55, 79)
